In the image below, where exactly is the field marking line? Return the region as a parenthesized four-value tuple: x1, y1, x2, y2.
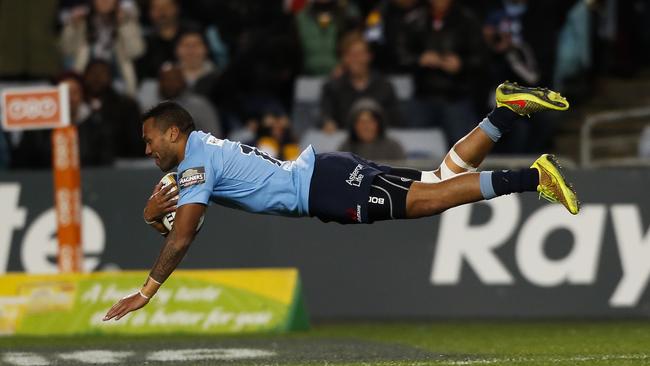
(146, 348, 276, 362)
(446, 354, 650, 365)
(58, 350, 134, 364)
(2, 353, 49, 366)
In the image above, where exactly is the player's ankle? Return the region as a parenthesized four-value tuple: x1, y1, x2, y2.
(486, 107, 520, 134)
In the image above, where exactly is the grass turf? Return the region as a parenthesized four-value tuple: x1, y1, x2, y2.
(2, 321, 650, 365)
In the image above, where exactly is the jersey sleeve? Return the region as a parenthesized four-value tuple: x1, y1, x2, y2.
(177, 164, 213, 206)
(177, 153, 215, 207)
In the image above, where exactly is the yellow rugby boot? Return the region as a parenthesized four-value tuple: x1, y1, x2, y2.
(531, 154, 580, 215)
(496, 81, 569, 116)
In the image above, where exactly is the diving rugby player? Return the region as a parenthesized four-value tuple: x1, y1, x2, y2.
(104, 82, 579, 321)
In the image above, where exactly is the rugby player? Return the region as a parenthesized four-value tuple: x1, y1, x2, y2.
(104, 82, 579, 321)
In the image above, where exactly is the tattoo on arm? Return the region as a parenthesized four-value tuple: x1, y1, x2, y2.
(149, 229, 191, 283)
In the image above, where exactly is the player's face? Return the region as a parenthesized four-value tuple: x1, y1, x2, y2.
(143, 118, 177, 172)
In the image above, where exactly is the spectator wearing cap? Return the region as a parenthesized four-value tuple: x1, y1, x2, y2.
(338, 98, 405, 161)
(60, 0, 144, 95)
(320, 32, 401, 132)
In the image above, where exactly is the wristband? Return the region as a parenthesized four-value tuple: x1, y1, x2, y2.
(141, 276, 162, 298)
(138, 290, 150, 299)
(143, 208, 157, 225)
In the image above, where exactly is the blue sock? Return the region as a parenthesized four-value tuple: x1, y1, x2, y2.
(479, 171, 497, 199)
(478, 118, 502, 142)
(480, 169, 539, 200)
(479, 107, 521, 142)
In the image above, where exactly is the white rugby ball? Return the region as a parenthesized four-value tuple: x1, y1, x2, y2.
(159, 172, 205, 232)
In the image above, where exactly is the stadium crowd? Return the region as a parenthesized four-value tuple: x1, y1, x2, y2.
(0, 0, 647, 169)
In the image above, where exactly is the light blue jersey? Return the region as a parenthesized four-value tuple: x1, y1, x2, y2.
(176, 131, 315, 217)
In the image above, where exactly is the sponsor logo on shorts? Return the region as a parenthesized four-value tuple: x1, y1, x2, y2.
(368, 196, 385, 205)
(400, 177, 411, 182)
(346, 164, 364, 187)
(178, 167, 206, 189)
(345, 205, 363, 223)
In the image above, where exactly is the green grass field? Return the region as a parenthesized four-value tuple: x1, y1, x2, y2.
(2, 321, 650, 365)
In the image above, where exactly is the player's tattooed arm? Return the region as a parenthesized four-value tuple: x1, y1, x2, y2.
(149, 229, 190, 283)
(149, 203, 205, 283)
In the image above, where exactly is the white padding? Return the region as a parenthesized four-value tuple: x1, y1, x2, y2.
(421, 170, 441, 183)
(449, 148, 477, 171)
(440, 161, 456, 180)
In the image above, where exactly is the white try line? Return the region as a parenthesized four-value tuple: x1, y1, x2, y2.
(2, 348, 276, 365)
(446, 353, 650, 365)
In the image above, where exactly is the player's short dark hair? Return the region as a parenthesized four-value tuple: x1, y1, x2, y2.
(142, 101, 196, 134)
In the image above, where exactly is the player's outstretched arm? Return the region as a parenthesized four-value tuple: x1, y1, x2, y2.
(103, 203, 206, 321)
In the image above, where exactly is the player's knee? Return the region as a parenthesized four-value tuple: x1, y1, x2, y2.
(406, 183, 450, 218)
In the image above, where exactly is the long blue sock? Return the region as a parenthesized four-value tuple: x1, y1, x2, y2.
(478, 107, 521, 142)
(480, 169, 539, 200)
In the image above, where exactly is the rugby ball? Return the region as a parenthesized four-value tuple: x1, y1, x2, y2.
(159, 173, 205, 232)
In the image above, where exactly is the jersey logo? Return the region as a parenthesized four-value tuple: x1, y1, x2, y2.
(178, 167, 206, 189)
(206, 136, 223, 146)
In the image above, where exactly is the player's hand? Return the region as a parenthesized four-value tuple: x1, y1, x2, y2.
(103, 292, 149, 321)
(144, 182, 178, 222)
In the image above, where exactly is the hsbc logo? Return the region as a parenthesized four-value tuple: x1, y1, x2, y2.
(7, 97, 58, 120)
(431, 195, 650, 308)
(1, 85, 69, 130)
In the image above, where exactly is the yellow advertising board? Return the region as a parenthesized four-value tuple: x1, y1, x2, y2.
(0, 269, 309, 335)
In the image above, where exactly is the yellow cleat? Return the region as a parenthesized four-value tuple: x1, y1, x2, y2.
(531, 154, 580, 215)
(496, 81, 570, 116)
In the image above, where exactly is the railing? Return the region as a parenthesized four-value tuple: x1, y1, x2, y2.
(580, 107, 650, 168)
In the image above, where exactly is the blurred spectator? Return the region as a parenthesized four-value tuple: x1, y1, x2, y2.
(211, 7, 301, 136)
(175, 30, 220, 100)
(0, 0, 60, 79)
(405, 0, 485, 148)
(0, 133, 8, 170)
(295, 0, 361, 75)
(320, 32, 401, 132)
(60, 0, 144, 95)
(364, 0, 425, 73)
(483, 0, 573, 153)
(339, 98, 406, 161)
(59, 72, 115, 165)
(136, 0, 190, 80)
(554, 0, 593, 95)
(255, 105, 300, 161)
(139, 63, 221, 137)
(84, 60, 143, 158)
(483, 0, 573, 88)
(5, 129, 52, 169)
